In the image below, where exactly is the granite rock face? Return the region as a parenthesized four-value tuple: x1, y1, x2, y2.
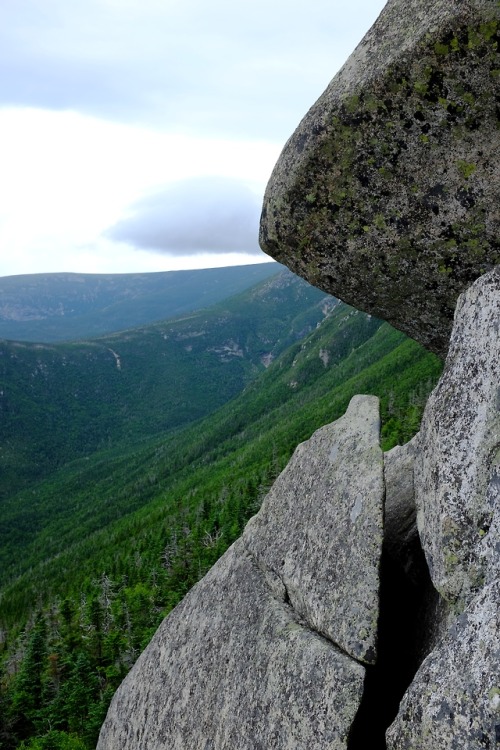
(260, 0, 500, 357)
(97, 541, 365, 750)
(97, 395, 384, 750)
(245, 394, 384, 664)
(387, 579, 500, 750)
(415, 268, 500, 606)
(384, 436, 420, 581)
(387, 269, 500, 748)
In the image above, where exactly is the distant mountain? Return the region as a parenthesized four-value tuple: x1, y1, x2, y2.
(0, 263, 280, 342)
(0, 269, 334, 498)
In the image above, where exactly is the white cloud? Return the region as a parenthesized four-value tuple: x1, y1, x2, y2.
(0, 108, 280, 276)
(0, 0, 387, 139)
(0, 0, 387, 276)
(107, 177, 263, 255)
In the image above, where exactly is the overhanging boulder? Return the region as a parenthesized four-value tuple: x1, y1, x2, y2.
(260, 0, 500, 357)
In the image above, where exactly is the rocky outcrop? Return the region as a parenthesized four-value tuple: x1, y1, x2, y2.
(97, 540, 365, 750)
(98, 275, 500, 749)
(245, 394, 383, 664)
(97, 395, 384, 750)
(98, 2, 500, 747)
(259, 0, 500, 357)
(415, 268, 500, 607)
(384, 269, 500, 749)
(387, 579, 500, 749)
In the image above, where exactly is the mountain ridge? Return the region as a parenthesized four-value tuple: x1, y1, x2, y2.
(0, 263, 280, 342)
(0, 269, 332, 501)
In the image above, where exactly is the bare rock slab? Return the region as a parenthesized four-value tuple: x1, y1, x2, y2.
(260, 0, 500, 357)
(97, 395, 385, 749)
(245, 394, 384, 664)
(96, 541, 365, 750)
(415, 268, 500, 605)
(386, 578, 500, 750)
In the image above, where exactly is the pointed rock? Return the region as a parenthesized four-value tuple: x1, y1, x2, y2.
(245, 394, 384, 664)
(97, 395, 384, 749)
(415, 268, 500, 605)
(260, 0, 500, 357)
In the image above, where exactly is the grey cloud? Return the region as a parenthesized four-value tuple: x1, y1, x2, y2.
(0, 0, 387, 140)
(106, 177, 265, 256)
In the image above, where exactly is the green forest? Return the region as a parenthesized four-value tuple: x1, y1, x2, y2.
(0, 271, 442, 749)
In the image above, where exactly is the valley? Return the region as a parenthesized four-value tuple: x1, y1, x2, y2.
(0, 267, 442, 750)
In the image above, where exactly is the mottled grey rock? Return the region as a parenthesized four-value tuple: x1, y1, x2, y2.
(260, 0, 500, 357)
(97, 396, 385, 749)
(245, 394, 384, 664)
(97, 540, 365, 750)
(386, 578, 500, 750)
(384, 436, 420, 579)
(415, 268, 500, 605)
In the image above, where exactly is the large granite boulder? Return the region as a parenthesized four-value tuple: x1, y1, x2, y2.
(260, 0, 500, 357)
(97, 396, 384, 749)
(387, 578, 500, 750)
(97, 541, 365, 750)
(415, 268, 500, 606)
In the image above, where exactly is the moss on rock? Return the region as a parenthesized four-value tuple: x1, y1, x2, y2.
(260, 0, 500, 357)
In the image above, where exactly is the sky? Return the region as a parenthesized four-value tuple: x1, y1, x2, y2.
(0, 0, 387, 278)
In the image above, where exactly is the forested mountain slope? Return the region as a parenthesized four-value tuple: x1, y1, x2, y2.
(0, 276, 442, 750)
(0, 269, 331, 498)
(0, 263, 279, 342)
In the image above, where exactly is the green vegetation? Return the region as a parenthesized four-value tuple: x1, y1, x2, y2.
(0, 263, 280, 343)
(0, 269, 328, 498)
(0, 272, 442, 749)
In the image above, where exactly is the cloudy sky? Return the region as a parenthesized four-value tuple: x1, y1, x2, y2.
(0, 0, 386, 278)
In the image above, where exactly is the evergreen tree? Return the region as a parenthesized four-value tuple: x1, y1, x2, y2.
(9, 615, 48, 740)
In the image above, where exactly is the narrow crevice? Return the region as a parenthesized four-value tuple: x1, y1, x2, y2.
(244, 511, 443, 750)
(243, 538, 370, 666)
(347, 532, 440, 750)
(275, 572, 367, 664)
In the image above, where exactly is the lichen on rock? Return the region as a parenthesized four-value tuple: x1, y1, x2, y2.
(415, 267, 500, 607)
(96, 396, 384, 749)
(260, 0, 500, 357)
(386, 578, 500, 750)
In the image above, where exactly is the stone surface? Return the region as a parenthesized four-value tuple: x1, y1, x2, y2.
(97, 540, 365, 750)
(386, 578, 500, 750)
(383, 435, 450, 675)
(259, 0, 500, 357)
(245, 394, 384, 664)
(97, 395, 385, 749)
(415, 268, 500, 605)
(384, 436, 420, 581)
